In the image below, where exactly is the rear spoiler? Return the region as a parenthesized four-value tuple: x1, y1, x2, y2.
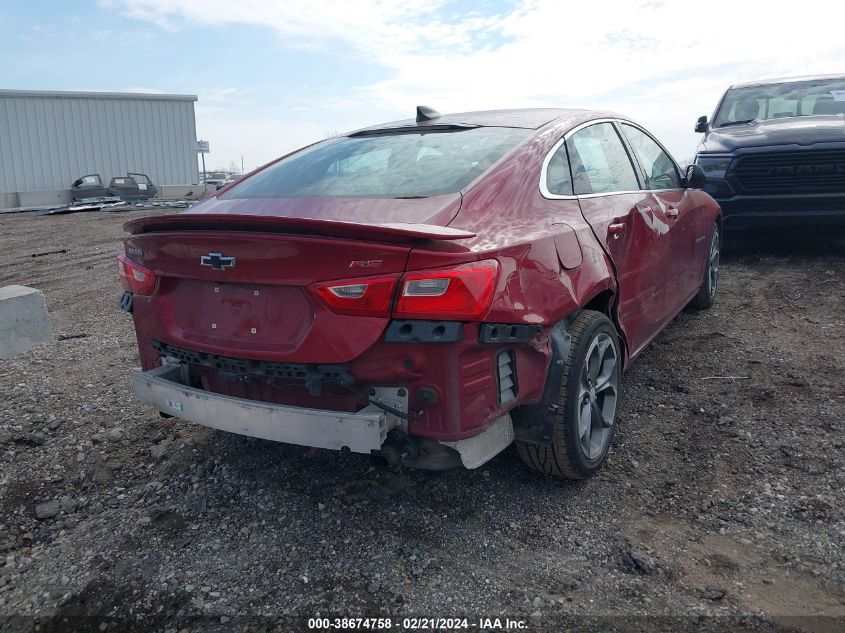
(123, 214, 476, 243)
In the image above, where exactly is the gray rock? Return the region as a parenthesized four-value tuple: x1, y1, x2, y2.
(150, 440, 170, 462)
(35, 500, 60, 520)
(60, 496, 77, 514)
(621, 549, 659, 575)
(698, 587, 727, 601)
(93, 467, 112, 483)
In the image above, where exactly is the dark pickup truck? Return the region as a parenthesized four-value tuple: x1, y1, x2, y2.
(694, 75, 845, 230)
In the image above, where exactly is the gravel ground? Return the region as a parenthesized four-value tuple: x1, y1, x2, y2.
(0, 211, 843, 633)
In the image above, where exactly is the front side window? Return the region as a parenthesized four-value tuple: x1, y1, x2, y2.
(620, 124, 681, 190)
(713, 77, 845, 126)
(222, 127, 530, 199)
(567, 123, 639, 195)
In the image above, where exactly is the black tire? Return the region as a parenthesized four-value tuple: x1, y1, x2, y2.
(689, 224, 720, 310)
(515, 310, 621, 479)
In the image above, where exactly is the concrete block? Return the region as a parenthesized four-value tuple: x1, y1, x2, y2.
(0, 192, 19, 210)
(17, 189, 72, 209)
(158, 184, 201, 199)
(0, 285, 54, 360)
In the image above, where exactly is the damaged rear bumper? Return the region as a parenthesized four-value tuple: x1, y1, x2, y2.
(132, 364, 404, 453)
(131, 363, 515, 469)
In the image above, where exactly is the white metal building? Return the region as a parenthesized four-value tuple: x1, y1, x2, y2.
(0, 89, 199, 208)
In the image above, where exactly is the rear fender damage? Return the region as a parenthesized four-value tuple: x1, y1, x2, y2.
(511, 315, 576, 444)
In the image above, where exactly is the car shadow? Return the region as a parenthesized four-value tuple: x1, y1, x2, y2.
(722, 229, 845, 261)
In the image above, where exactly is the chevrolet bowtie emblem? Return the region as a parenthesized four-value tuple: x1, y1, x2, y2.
(200, 252, 236, 270)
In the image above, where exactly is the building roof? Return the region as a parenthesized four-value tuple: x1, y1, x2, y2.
(0, 89, 197, 101)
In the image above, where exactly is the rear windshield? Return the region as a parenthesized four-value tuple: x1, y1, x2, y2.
(713, 77, 845, 127)
(220, 127, 530, 199)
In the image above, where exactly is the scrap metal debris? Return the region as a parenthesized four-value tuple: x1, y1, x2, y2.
(30, 249, 68, 258)
(36, 197, 124, 216)
(73, 173, 158, 201)
(56, 333, 88, 341)
(130, 200, 192, 210)
(34, 197, 194, 216)
(29, 173, 194, 216)
(71, 174, 109, 201)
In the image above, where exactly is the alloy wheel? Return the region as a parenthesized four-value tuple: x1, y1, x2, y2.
(577, 332, 619, 461)
(708, 229, 720, 298)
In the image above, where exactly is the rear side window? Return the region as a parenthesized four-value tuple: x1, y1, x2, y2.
(222, 127, 530, 199)
(567, 123, 639, 195)
(545, 143, 574, 195)
(620, 124, 681, 190)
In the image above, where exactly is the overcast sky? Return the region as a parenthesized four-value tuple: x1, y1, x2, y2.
(3, 1, 844, 172)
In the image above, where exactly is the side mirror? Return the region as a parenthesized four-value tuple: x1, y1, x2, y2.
(694, 115, 708, 133)
(72, 179, 83, 187)
(685, 164, 707, 189)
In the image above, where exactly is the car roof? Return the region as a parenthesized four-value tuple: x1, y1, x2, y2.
(350, 108, 623, 134)
(729, 74, 845, 89)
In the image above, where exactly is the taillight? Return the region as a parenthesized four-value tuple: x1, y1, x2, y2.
(311, 275, 399, 317)
(117, 254, 157, 295)
(395, 260, 499, 321)
(310, 260, 500, 320)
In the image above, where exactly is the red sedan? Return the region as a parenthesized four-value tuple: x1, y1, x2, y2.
(118, 107, 721, 479)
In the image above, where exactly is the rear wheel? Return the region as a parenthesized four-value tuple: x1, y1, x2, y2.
(515, 311, 621, 479)
(689, 225, 720, 310)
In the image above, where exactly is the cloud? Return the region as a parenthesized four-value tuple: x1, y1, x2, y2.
(107, 0, 845, 161)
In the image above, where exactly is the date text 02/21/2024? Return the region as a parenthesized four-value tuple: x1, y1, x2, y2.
(306, 617, 528, 630)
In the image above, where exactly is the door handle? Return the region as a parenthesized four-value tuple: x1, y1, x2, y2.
(666, 207, 679, 219)
(608, 223, 626, 239)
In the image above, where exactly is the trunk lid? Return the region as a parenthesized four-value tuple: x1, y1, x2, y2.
(124, 195, 472, 364)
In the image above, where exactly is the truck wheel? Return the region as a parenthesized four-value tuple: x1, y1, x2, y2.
(515, 311, 621, 479)
(689, 225, 720, 310)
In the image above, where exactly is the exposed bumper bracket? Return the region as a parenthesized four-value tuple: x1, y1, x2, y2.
(132, 364, 404, 453)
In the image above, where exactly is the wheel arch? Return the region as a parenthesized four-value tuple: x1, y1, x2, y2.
(578, 286, 629, 367)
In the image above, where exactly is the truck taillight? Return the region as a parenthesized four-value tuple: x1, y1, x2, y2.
(311, 275, 399, 317)
(395, 260, 499, 321)
(117, 254, 157, 295)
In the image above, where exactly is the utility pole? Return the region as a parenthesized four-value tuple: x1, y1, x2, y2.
(241, 155, 244, 173)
